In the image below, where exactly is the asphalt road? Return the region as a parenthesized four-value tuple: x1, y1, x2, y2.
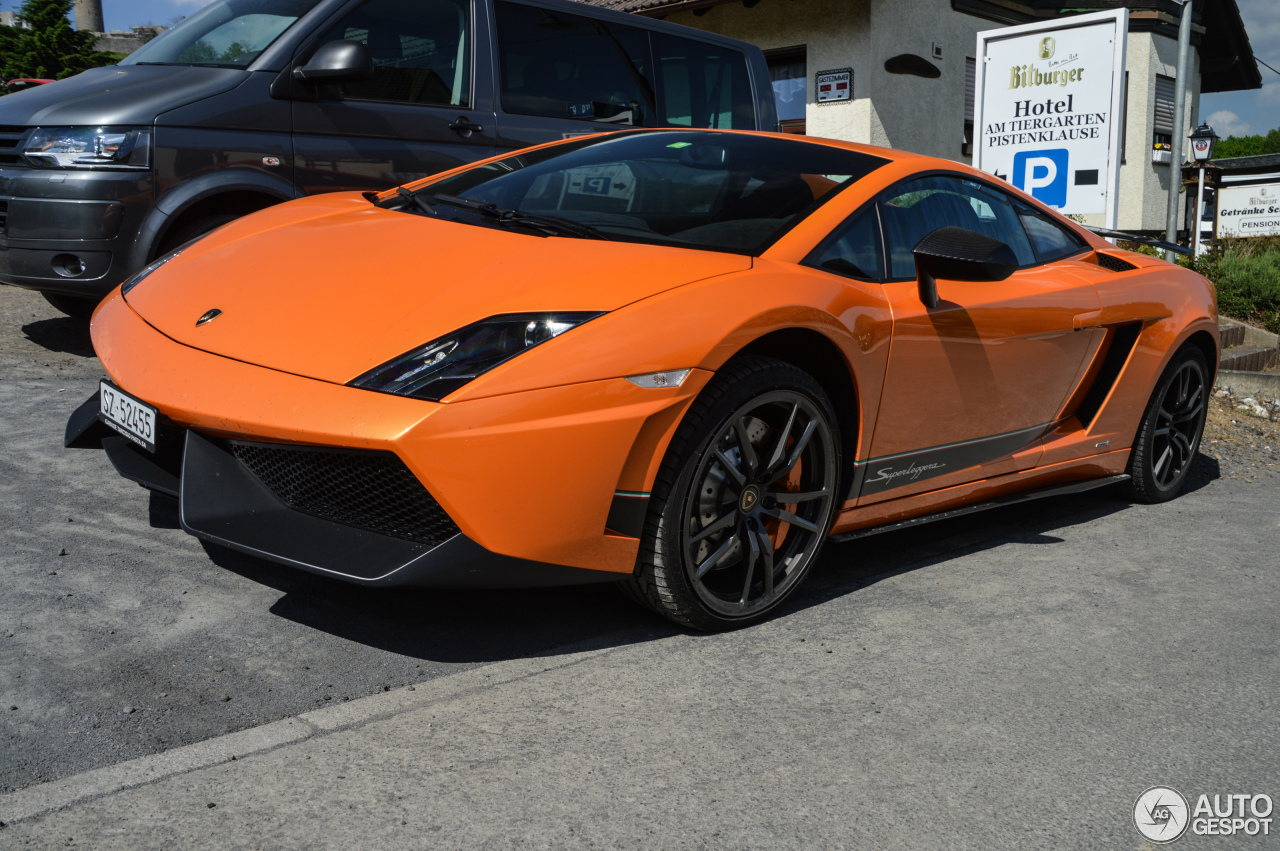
(2, 285, 1278, 846)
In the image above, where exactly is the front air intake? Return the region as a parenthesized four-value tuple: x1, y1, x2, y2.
(229, 440, 461, 547)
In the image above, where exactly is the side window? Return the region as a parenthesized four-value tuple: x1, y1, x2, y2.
(315, 0, 470, 107)
(496, 1, 654, 126)
(803, 205, 883, 281)
(652, 33, 754, 130)
(879, 175, 1034, 279)
(1016, 203, 1087, 263)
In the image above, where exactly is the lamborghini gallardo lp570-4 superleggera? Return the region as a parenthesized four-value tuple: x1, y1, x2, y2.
(68, 129, 1218, 630)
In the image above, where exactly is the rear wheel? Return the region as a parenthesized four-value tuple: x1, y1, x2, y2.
(625, 356, 841, 631)
(42, 292, 99, 319)
(1125, 345, 1208, 504)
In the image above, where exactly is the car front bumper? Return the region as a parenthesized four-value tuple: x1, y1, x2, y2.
(81, 293, 710, 586)
(0, 162, 152, 298)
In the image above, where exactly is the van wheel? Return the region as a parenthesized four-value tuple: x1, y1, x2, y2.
(42, 293, 99, 319)
(624, 356, 841, 631)
(157, 213, 239, 256)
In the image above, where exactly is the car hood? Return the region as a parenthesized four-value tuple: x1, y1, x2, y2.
(0, 65, 248, 126)
(124, 193, 752, 385)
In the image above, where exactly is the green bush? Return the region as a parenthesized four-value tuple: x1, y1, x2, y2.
(1191, 238, 1280, 334)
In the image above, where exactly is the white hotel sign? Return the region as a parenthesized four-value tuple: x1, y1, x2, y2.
(1217, 183, 1280, 238)
(973, 9, 1128, 227)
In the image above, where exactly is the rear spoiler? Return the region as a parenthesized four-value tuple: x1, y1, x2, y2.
(1085, 226, 1194, 257)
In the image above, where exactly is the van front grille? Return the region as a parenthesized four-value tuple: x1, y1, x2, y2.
(0, 126, 30, 166)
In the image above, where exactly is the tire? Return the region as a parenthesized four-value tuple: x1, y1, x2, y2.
(1125, 344, 1209, 504)
(157, 213, 239, 257)
(42, 292, 99, 319)
(625, 356, 842, 631)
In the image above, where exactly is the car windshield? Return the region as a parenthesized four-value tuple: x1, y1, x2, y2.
(121, 0, 322, 68)
(419, 131, 888, 255)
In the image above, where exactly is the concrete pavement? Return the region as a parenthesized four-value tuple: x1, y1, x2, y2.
(3, 465, 1278, 848)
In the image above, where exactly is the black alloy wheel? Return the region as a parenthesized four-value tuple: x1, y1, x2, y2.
(1126, 345, 1208, 503)
(625, 356, 841, 630)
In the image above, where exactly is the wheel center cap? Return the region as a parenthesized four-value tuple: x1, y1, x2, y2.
(739, 485, 762, 514)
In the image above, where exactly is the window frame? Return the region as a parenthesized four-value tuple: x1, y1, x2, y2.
(303, 0, 478, 109)
(874, 170, 1091, 283)
(801, 200, 886, 283)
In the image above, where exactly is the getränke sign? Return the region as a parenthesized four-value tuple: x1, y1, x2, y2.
(974, 9, 1127, 223)
(1217, 183, 1280, 238)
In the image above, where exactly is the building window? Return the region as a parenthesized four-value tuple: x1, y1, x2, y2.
(1152, 74, 1176, 164)
(963, 56, 975, 156)
(766, 46, 806, 134)
(1121, 72, 1128, 164)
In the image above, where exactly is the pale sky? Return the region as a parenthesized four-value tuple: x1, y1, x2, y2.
(4, 0, 1278, 137)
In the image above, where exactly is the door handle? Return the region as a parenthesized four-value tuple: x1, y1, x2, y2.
(449, 118, 483, 136)
(1072, 309, 1103, 330)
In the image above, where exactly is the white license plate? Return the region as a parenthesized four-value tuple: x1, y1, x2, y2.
(99, 381, 158, 453)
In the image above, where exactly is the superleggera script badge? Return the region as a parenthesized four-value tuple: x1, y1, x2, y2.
(866, 461, 946, 485)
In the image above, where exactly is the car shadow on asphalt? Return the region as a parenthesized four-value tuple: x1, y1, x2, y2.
(192, 453, 1221, 664)
(22, 317, 96, 358)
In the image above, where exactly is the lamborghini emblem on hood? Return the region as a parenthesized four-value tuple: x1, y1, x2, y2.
(196, 309, 222, 327)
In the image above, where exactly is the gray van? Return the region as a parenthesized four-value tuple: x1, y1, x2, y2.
(0, 0, 775, 316)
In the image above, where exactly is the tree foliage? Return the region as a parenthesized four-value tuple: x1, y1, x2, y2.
(0, 0, 118, 84)
(1214, 127, 1280, 160)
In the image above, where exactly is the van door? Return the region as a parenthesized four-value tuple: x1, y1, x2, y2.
(492, 0, 657, 149)
(291, 0, 500, 194)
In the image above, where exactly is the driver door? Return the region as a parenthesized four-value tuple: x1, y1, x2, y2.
(859, 174, 1102, 503)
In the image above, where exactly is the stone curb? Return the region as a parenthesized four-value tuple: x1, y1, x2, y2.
(0, 646, 615, 826)
(1214, 369, 1280, 403)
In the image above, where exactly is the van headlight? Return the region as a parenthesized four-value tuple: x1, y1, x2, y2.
(24, 126, 151, 170)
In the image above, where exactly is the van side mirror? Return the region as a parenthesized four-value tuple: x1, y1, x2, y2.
(294, 40, 374, 85)
(911, 226, 1018, 309)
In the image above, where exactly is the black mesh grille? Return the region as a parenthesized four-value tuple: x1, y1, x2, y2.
(0, 126, 30, 166)
(230, 441, 460, 547)
(1096, 252, 1137, 272)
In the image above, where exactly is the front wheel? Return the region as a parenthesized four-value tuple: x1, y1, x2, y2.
(1125, 345, 1209, 504)
(625, 356, 842, 631)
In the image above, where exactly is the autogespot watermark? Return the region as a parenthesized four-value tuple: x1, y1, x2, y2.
(1133, 786, 1274, 843)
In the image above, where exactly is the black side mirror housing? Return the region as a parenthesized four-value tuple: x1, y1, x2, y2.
(911, 226, 1019, 308)
(294, 40, 374, 85)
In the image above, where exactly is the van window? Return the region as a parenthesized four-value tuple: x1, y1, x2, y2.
(495, 1, 655, 126)
(314, 0, 470, 107)
(122, 0, 322, 67)
(652, 33, 753, 130)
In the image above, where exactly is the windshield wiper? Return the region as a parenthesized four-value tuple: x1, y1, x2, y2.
(364, 187, 436, 217)
(429, 194, 605, 239)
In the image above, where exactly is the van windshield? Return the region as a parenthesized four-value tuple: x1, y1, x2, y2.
(121, 0, 322, 68)
(415, 131, 887, 256)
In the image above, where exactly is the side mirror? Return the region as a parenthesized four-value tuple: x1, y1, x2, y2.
(293, 40, 374, 85)
(911, 226, 1018, 309)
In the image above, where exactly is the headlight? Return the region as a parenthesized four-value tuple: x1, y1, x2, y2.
(351, 312, 603, 401)
(120, 247, 185, 297)
(24, 126, 151, 170)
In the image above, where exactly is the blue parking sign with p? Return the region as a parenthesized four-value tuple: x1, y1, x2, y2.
(1012, 148, 1069, 208)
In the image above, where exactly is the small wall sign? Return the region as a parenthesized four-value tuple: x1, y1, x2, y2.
(816, 68, 853, 103)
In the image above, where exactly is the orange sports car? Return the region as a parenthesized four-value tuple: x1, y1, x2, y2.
(67, 129, 1218, 631)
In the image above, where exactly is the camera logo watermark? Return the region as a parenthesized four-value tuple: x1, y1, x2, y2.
(1134, 787, 1190, 843)
(1134, 787, 1274, 842)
